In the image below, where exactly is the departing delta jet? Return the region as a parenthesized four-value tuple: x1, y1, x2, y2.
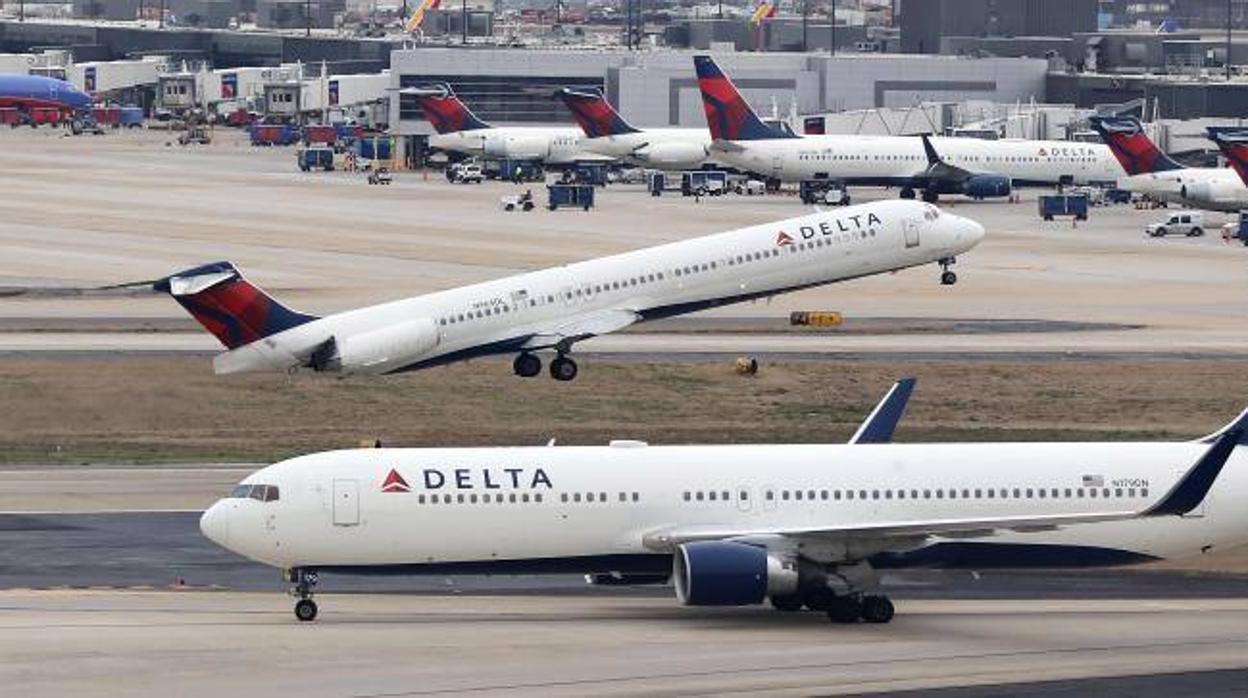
(402, 83, 611, 165)
(199, 378, 1248, 623)
(555, 87, 715, 170)
(694, 55, 1121, 201)
(154, 200, 983, 381)
(1090, 115, 1248, 211)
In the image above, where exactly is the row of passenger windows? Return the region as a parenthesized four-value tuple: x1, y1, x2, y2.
(416, 491, 642, 505)
(682, 486, 1150, 502)
(435, 240, 816, 329)
(797, 153, 1099, 164)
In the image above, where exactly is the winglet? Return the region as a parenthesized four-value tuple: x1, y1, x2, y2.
(1198, 406, 1248, 445)
(1145, 427, 1240, 517)
(849, 378, 917, 445)
(919, 133, 943, 166)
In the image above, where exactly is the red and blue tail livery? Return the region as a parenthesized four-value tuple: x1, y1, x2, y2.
(555, 87, 639, 138)
(154, 262, 318, 350)
(1207, 127, 1248, 187)
(410, 84, 491, 134)
(1087, 115, 1183, 175)
(693, 55, 797, 141)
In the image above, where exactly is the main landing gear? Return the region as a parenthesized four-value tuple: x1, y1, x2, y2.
(939, 257, 958, 286)
(922, 189, 940, 204)
(513, 352, 579, 381)
(287, 568, 319, 622)
(770, 561, 896, 624)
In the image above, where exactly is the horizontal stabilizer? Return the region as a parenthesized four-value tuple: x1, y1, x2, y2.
(849, 378, 916, 444)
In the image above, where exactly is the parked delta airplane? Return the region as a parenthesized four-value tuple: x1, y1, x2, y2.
(1089, 115, 1248, 211)
(199, 378, 1248, 623)
(402, 83, 611, 165)
(693, 55, 1121, 201)
(555, 87, 715, 170)
(0, 73, 93, 130)
(1207, 126, 1248, 188)
(154, 200, 983, 381)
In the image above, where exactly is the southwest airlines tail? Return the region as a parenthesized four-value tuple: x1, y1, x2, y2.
(1088, 115, 1183, 175)
(1207, 127, 1248, 186)
(693, 55, 797, 141)
(154, 262, 318, 350)
(410, 84, 491, 134)
(555, 87, 639, 138)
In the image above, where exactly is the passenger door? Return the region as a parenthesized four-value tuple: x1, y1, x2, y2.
(332, 479, 360, 526)
(903, 219, 921, 249)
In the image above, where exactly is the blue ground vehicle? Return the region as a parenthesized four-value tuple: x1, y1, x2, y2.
(1038, 194, 1089, 221)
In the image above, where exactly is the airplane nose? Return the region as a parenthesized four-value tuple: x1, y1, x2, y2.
(200, 501, 230, 548)
(962, 216, 987, 246)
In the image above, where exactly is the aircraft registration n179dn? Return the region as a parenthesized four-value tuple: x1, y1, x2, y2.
(154, 200, 983, 381)
(200, 379, 1248, 623)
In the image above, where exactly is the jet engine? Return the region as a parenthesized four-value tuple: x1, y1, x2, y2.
(309, 318, 439, 374)
(483, 134, 551, 161)
(634, 142, 709, 170)
(961, 174, 1011, 200)
(672, 541, 798, 606)
(1181, 181, 1236, 207)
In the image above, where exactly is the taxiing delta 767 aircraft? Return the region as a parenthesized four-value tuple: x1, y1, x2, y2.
(693, 55, 1122, 201)
(0, 74, 93, 128)
(154, 200, 983, 381)
(555, 87, 716, 170)
(1089, 115, 1248, 212)
(199, 377, 1248, 623)
(401, 83, 611, 165)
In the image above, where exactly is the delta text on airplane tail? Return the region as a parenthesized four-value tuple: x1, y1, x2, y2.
(200, 379, 1248, 624)
(154, 200, 984, 381)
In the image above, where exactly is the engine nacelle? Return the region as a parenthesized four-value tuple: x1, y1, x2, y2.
(1181, 181, 1235, 206)
(673, 541, 798, 606)
(316, 318, 439, 374)
(961, 174, 1011, 199)
(635, 142, 709, 169)
(483, 134, 551, 161)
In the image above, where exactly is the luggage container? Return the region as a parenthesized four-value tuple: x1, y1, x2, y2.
(356, 135, 392, 160)
(681, 170, 727, 196)
(0, 107, 19, 127)
(119, 106, 144, 128)
(303, 124, 337, 145)
(547, 183, 595, 210)
(31, 107, 61, 126)
(649, 171, 666, 196)
(250, 123, 299, 146)
(1038, 194, 1089, 221)
(297, 147, 335, 171)
(93, 106, 121, 128)
(572, 163, 608, 186)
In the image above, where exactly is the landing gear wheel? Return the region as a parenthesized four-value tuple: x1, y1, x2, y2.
(860, 595, 894, 623)
(941, 270, 957, 285)
(921, 189, 939, 203)
(549, 355, 578, 382)
(827, 595, 862, 624)
(802, 586, 837, 612)
(900, 187, 915, 200)
(513, 352, 542, 378)
(770, 595, 805, 612)
(295, 598, 318, 622)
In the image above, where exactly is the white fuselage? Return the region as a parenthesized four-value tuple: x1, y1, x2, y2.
(581, 128, 715, 170)
(716, 135, 1122, 187)
(213, 200, 983, 376)
(1118, 167, 1248, 212)
(429, 126, 612, 165)
(203, 441, 1248, 571)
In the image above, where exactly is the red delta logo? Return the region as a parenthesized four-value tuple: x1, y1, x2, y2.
(776, 231, 794, 246)
(381, 469, 411, 493)
(1038, 148, 1047, 156)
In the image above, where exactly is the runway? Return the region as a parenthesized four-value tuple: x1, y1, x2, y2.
(2, 590, 1248, 696)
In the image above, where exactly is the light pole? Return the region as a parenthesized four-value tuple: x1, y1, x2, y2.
(462, 0, 468, 44)
(802, 0, 808, 52)
(306, 0, 312, 36)
(1227, 0, 1233, 82)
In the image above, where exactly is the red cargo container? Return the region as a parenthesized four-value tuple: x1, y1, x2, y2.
(0, 108, 19, 127)
(93, 106, 121, 127)
(303, 124, 337, 145)
(226, 108, 255, 128)
(31, 107, 61, 126)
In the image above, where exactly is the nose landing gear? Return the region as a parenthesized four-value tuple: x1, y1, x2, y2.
(939, 257, 958, 285)
(287, 568, 319, 622)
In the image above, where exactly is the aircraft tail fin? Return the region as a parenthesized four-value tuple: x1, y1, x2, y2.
(1087, 115, 1184, 175)
(153, 262, 319, 350)
(555, 87, 640, 137)
(1207, 127, 1248, 187)
(693, 55, 797, 141)
(409, 83, 491, 133)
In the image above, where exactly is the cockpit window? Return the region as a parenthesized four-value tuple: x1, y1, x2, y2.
(228, 484, 279, 502)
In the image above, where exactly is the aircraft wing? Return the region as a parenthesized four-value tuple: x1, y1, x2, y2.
(521, 308, 641, 350)
(644, 426, 1239, 551)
